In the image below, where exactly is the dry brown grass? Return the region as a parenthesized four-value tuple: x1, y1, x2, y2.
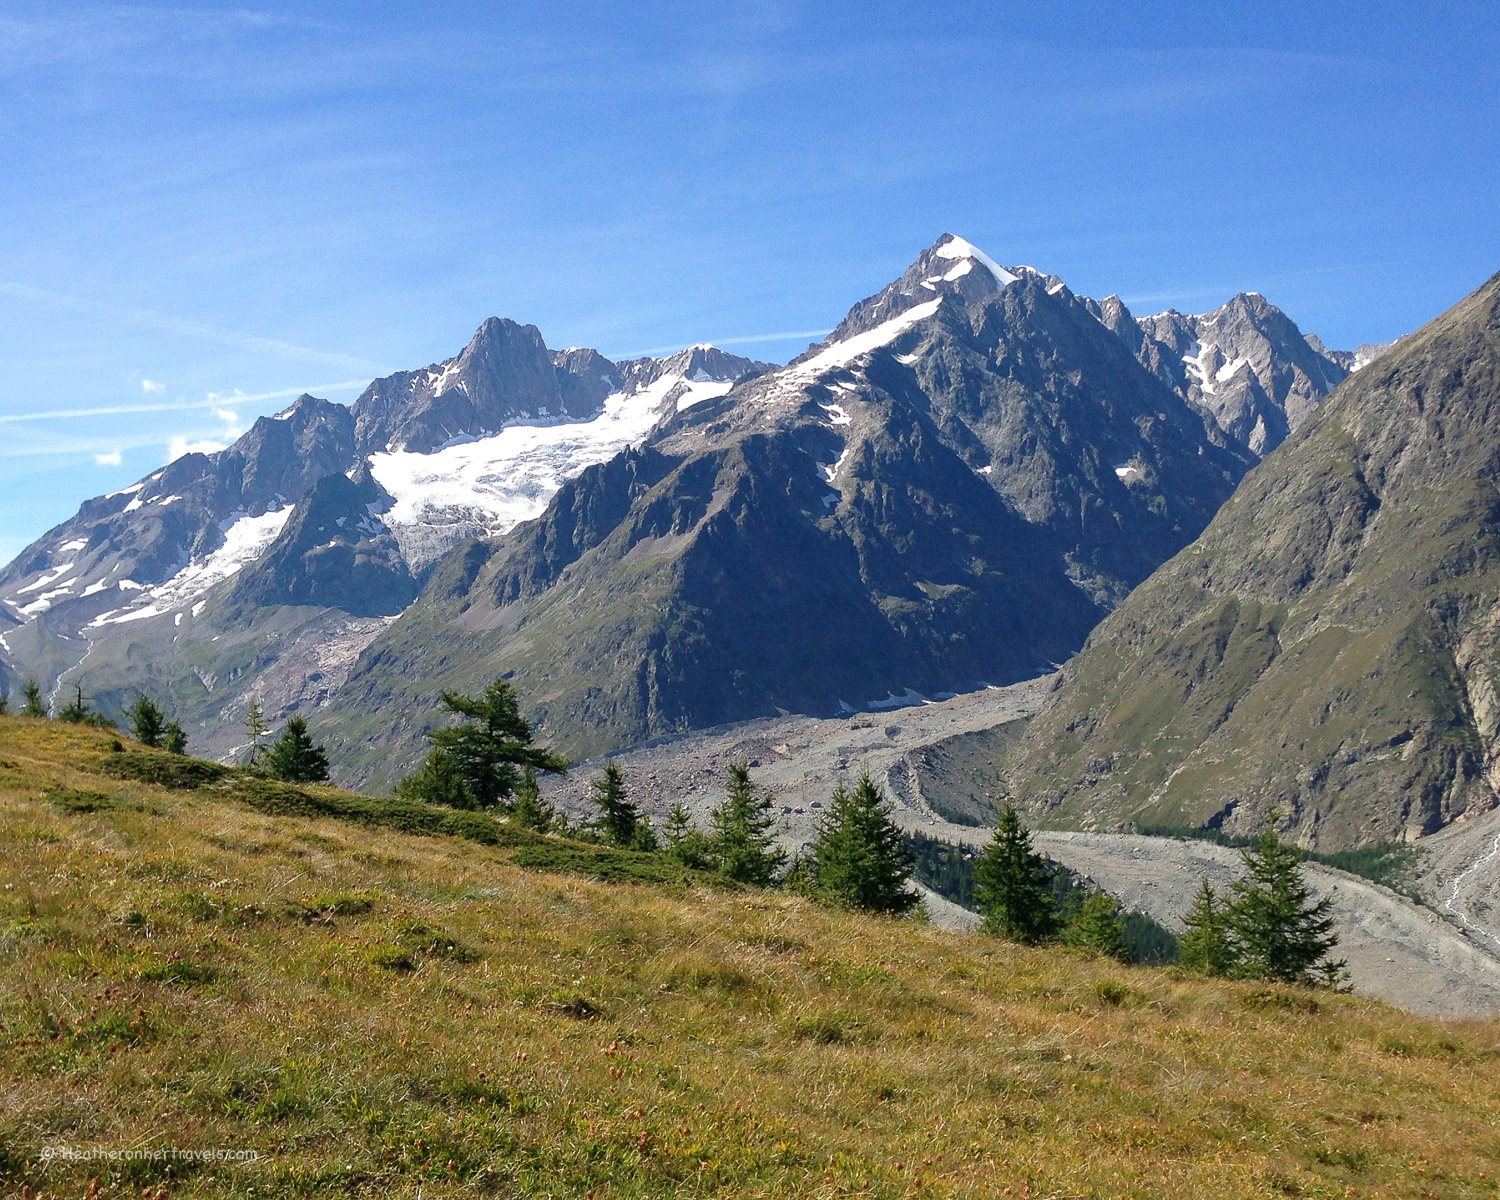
(2, 715, 1498, 1198)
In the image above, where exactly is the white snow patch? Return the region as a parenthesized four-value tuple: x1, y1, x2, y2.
(978, 464, 994, 475)
(118, 579, 146, 591)
(895, 352, 921, 365)
(1215, 357, 1248, 383)
(1114, 463, 1145, 483)
(673, 378, 733, 412)
(17, 563, 75, 595)
(123, 495, 145, 513)
(941, 258, 975, 282)
(819, 403, 852, 426)
(93, 605, 165, 626)
(786, 298, 944, 381)
(425, 360, 464, 398)
(59, 538, 88, 552)
(817, 447, 851, 484)
(106, 482, 145, 500)
(933, 236, 1019, 286)
(192, 600, 207, 617)
(1182, 342, 1220, 395)
(175, 612, 184, 627)
(82, 581, 110, 597)
(868, 687, 932, 710)
(88, 508, 291, 627)
(369, 373, 718, 541)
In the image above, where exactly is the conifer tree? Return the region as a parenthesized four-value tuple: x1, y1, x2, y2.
(664, 801, 714, 870)
(0, 692, 7, 716)
(263, 715, 331, 783)
(1178, 878, 1235, 977)
(510, 767, 557, 833)
(20, 679, 45, 718)
(395, 748, 470, 808)
(243, 702, 270, 770)
(1227, 826, 1346, 986)
(805, 772, 919, 914)
(972, 804, 1059, 944)
(1063, 890, 1131, 961)
(163, 720, 189, 756)
(128, 694, 166, 748)
(589, 762, 657, 849)
(403, 679, 568, 810)
(708, 763, 787, 886)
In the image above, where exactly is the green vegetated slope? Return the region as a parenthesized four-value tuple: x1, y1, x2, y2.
(1002, 271, 1500, 850)
(4, 718, 1500, 1199)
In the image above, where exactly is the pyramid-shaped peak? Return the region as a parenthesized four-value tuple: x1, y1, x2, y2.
(932, 234, 1020, 286)
(821, 233, 1038, 347)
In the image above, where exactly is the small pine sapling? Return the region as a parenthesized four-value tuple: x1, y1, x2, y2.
(1063, 890, 1132, 962)
(804, 772, 919, 914)
(20, 679, 45, 718)
(128, 694, 166, 748)
(1177, 878, 1236, 977)
(708, 763, 788, 886)
(263, 715, 331, 783)
(163, 720, 189, 756)
(972, 805, 1060, 944)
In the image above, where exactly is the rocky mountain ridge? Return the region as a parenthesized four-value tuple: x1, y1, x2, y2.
(999, 270, 1500, 850)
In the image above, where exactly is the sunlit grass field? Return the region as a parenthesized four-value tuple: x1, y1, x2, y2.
(2, 716, 1497, 1199)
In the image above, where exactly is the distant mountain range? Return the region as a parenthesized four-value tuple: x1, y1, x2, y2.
(0, 234, 1386, 790)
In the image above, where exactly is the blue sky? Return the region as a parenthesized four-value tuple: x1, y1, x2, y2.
(2, 1, 1496, 565)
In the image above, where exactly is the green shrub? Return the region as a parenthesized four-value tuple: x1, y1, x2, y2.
(101, 752, 231, 790)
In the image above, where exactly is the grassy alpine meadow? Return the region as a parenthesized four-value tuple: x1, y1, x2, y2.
(1, 718, 1498, 1199)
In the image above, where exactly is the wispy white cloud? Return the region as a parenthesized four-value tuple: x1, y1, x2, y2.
(168, 436, 227, 459)
(141, 378, 165, 393)
(0, 379, 367, 425)
(0, 280, 385, 373)
(94, 450, 123, 466)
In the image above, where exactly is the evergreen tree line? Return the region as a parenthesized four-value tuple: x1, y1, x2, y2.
(3, 675, 331, 785)
(973, 805, 1347, 986)
(395, 678, 922, 911)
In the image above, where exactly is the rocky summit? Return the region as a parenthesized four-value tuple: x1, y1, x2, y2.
(1000, 270, 1500, 850)
(0, 234, 1365, 786)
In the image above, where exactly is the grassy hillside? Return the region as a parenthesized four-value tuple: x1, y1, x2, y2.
(2, 717, 1499, 1199)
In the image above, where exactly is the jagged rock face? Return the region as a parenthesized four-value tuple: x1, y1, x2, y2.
(352, 317, 588, 455)
(1134, 294, 1349, 456)
(224, 469, 415, 618)
(1001, 271, 1500, 850)
(321, 243, 1251, 784)
(615, 344, 772, 394)
(552, 347, 621, 414)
